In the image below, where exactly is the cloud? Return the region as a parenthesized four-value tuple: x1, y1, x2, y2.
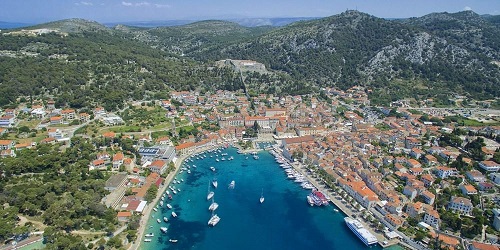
(122, 1, 168, 8)
(463, 6, 472, 11)
(155, 4, 170, 8)
(75, 1, 93, 6)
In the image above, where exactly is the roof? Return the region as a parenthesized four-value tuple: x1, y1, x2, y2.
(117, 211, 132, 218)
(0, 140, 14, 146)
(105, 173, 128, 188)
(471, 242, 499, 250)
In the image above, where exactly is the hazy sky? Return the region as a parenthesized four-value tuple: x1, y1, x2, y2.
(1, 0, 499, 23)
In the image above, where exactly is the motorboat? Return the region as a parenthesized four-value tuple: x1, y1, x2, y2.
(207, 191, 214, 200)
(212, 179, 218, 189)
(260, 188, 265, 204)
(171, 211, 177, 218)
(160, 227, 168, 233)
(228, 180, 235, 189)
(163, 216, 168, 222)
(156, 219, 161, 223)
(166, 204, 172, 209)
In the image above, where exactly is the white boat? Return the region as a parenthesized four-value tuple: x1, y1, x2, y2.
(212, 179, 218, 189)
(334, 209, 339, 212)
(221, 157, 226, 161)
(144, 239, 152, 242)
(207, 191, 214, 200)
(173, 190, 177, 194)
(177, 188, 181, 192)
(166, 190, 170, 195)
(163, 216, 169, 222)
(260, 188, 265, 204)
(160, 201, 164, 206)
(208, 214, 221, 226)
(160, 227, 168, 233)
(253, 155, 259, 160)
(209, 197, 219, 211)
(169, 239, 178, 243)
(216, 158, 219, 162)
(210, 166, 216, 172)
(166, 204, 172, 209)
(171, 211, 177, 218)
(344, 217, 378, 246)
(228, 180, 235, 189)
(153, 207, 158, 212)
(145, 233, 154, 237)
(156, 219, 161, 223)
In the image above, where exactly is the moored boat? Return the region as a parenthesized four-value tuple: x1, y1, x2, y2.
(212, 179, 218, 188)
(207, 191, 214, 200)
(344, 217, 378, 246)
(163, 216, 168, 222)
(171, 211, 177, 218)
(208, 214, 220, 226)
(228, 180, 235, 189)
(160, 227, 168, 233)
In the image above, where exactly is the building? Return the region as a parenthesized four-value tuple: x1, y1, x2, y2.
(435, 166, 457, 179)
(448, 197, 473, 215)
(104, 173, 128, 191)
(112, 152, 124, 169)
(469, 241, 500, 250)
(423, 209, 440, 230)
(50, 116, 63, 125)
(0, 115, 16, 128)
(420, 190, 436, 205)
(148, 160, 167, 174)
(61, 109, 76, 120)
(0, 140, 15, 150)
(479, 161, 500, 172)
(460, 184, 478, 195)
(466, 170, 487, 183)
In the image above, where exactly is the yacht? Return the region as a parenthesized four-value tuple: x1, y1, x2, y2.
(166, 204, 172, 209)
(156, 219, 161, 223)
(145, 233, 154, 237)
(208, 214, 221, 226)
(160, 227, 168, 233)
(169, 239, 178, 243)
(207, 191, 215, 200)
(212, 179, 218, 189)
(228, 180, 235, 189)
(163, 216, 169, 222)
(344, 217, 378, 246)
(153, 207, 158, 212)
(216, 158, 220, 162)
(253, 155, 259, 160)
(160, 201, 164, 206)
(171, 211, 177, 218)
(210, 166, 216, 172)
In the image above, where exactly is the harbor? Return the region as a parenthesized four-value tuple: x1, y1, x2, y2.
(137, 143, 402, 250)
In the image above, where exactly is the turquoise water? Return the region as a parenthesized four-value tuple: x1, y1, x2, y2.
(140, 147, 392, 250)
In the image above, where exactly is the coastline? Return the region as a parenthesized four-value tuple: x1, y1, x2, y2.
(272, 147, 401, 249)
(129, 144, 223, 250)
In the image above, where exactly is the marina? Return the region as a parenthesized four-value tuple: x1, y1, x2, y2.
(140, 146, 399, 250)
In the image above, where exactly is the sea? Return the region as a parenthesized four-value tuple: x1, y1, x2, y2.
(140, 145, 402, 250)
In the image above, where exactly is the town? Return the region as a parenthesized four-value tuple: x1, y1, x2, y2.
(1, 85, 500, 250)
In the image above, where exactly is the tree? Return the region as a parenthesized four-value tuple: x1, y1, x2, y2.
(144, 185, 158, 202)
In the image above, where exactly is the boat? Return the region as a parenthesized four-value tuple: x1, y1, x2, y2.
(209, 198, 219, 211)
(156, 219, 161, 223)
(344, 217, 378, 246)
(207, 191, 214, 200)
(334, 209, 339, 212)
(260, 188, 265, 204)
(216, 158, 219, 162)
(253, 155, 259, 160)
(307, 190, 329, 206)
(160, 201, 164, 206)
(208, 214, 221, 226)
(145, 233, 154, 237)
(163, 217, 169, 222)
(144, 239, 152, 242)
(307, 195, 315, 206)
(166, 204, 172, 209)
(153, 207, 158, 212)
(210, 166, 216, 172)
(212, 179, 218, 189)
(228, 180, 235, 189)
(171, 211, 177, 218)
(169, 239, 178, 243)
(160, 227, 168, 233)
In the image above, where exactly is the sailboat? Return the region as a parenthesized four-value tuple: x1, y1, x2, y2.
(260, 188, 265, 204)
(208, 211, 221, 227)
(212, 178, 218, 189)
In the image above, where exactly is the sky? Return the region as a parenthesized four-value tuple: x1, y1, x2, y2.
(0, 0, 499, 23)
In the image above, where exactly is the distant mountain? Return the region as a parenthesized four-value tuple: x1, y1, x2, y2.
(184, 10, 500, 102)
(1, 11, 499, 108)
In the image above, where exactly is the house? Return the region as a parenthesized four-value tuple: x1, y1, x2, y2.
(405, 137, 421, 149)
(448, 196, 473, 215)
(424, 154, 439, 166)
(403, 186, 418, 201)
(466, 170, 487, 183)
(148, 160, 167, 175)
(460, 184, 478, 195)
(0, 128, 6, 136)
(61, 109, 76, 120)
(490, 173, 500, 185)
(112, 152, 124, 169)
(385, 214, 404, 228)
(93, 107, 106, 116)
(0, 115, 16, 128)
(410, 148, 424, 159)
(0, 149, 16, 158)
(46, 100, 55, 109)
(30, 106, 46, 119)
(0, 140, 15, 150)
(47, 128, 64, 139)
(478, 182, 495, 192)
(79, 112, 90, 123)
(90, 159, 106, 170)
(420, 190, 436, 205)
(50, 116, 63, 125)
(479, 161, 500, 172)
(421, 174, 435, 187)
(423, 209, 440, 230)
(468, 241, 499, 250)
(156, 136, 172, 146)
(435, 166, 457, 179)
(117, 211, 132, 222)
